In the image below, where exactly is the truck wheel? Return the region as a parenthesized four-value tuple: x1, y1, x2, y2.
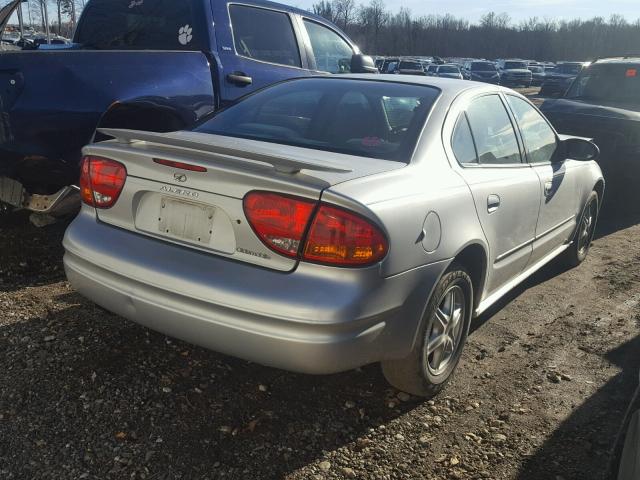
(564, 191, 599, 268)
(382, 264, 473, 397)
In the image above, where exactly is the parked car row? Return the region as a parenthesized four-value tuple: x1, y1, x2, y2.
(373, 55, 588, 92)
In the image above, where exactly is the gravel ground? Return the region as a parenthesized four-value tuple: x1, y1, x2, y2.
(1, 86, 639, 479)
(1, 207, 639, 480)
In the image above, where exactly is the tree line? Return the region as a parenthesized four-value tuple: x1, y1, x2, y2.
(313, 0, 640, 61)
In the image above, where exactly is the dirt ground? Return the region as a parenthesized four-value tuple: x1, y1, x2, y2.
(1, 88, 639, 479)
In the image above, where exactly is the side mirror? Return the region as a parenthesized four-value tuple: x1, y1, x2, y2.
(563, 137, 600, 161)
(351, 54, 378, 74)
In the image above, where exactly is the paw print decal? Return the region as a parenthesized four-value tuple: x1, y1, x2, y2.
(178, 25, 193, 45)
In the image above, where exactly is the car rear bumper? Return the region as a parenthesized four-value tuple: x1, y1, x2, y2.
(63, 209, 449, 374)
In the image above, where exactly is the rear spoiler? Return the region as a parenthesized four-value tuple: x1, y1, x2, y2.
(97, 128, 353, 174)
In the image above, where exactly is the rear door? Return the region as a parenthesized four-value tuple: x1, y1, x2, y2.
(453, 94, 541, 295)
(211, 2, 311, 103)
(504, 94, 579, 265)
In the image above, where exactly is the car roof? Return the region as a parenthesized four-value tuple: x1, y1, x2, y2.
(594, 56, 640, 65)
(339, 74, 496, 96)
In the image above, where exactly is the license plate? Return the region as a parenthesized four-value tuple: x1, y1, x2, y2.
(158, 197, 215, 244)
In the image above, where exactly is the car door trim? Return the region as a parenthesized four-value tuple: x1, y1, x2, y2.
(494, 214, 574, 264)
(534, 214, 575, 240)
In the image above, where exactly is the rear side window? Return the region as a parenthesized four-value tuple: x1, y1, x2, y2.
(304, 20, 353, 74)
(451, 114, 478, 165)
(506, 95, 557, 164)
(75, 0, 199, 50)
(195, 78, 440, 162)
(229, 5, 300, 67)
(465, 95, 521, 165)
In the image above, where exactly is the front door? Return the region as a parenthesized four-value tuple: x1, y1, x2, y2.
(504, 94, 580, 266)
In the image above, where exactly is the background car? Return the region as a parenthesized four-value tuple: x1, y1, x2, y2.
(64, 76, 603, 398)
(393, 59, 426, 75)
(432, 64, 463, 79)
(497, 59, 533, 87)
(463, 60, 501, 84)
(541, 56, 640, 210)
(540, 61, 587, 96)
(528, 64, 546, 86)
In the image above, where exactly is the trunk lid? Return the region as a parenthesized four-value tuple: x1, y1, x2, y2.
(85, 129, 405, 271)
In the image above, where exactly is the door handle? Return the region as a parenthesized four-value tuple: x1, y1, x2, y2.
(226, 72, 253, 86)
(544, 181, 554, 196)
(487, 194, 501, 213)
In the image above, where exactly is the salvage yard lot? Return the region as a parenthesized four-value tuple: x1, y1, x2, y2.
(0, 211, 639, 479)
(1, 89, 639, 480)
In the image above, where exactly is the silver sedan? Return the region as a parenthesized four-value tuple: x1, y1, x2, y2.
(63, 76, 603, 397)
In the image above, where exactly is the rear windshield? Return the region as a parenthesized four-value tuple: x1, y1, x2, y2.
(529, 66, 543, 73)
(504, 61, 527, 69)
(439, 65, 459, 73)
(471, 62, 496, 71)
(566, 63, 640, 104)
(194, 78, 440, 162)
(75, 0, 199, 50)
(399, 61, 423, 70)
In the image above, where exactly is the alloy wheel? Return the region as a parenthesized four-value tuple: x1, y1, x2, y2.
(425, 285, 466, 376)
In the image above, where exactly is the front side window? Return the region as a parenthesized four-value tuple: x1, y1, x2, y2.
(229, 5, 300, 67)
(304, 20, 353, 74)
(506, 95, 558, 164)
(465, 95, 521, 165)
(75, 0, 199, 50)
(194, 78, 440, 162)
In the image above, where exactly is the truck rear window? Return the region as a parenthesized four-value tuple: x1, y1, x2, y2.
(75, 0, 199, 50)
(194, 78, 439, 163)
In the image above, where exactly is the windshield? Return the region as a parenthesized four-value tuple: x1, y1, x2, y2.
(74, 0, 199, 50)
(439, 66, 459, 73)
(399, 61, 423, 70)
(194, 78, 440, 163)
(558, 63, 583, 74)
(471, 62, 497, 72)
(504, 61, 527, 69)
(565, 64, 640, 104)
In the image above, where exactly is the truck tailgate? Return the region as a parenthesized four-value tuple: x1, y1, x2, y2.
(0, 50, 215, 179)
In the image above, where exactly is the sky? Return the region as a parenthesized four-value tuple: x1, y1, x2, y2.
(291, 0, 640, 23)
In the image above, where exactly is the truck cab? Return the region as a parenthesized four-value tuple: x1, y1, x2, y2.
(0, 0, 371, 217)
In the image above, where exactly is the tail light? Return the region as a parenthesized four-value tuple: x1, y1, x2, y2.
(303, 205, 388, 266)
(243, 192, 316, 257)
(243, 191, 388, 267)
(80, 156, 127, 209)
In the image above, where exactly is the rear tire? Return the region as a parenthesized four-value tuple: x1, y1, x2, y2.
(564, 190, 599, 268)
(381, 264, 473, 397)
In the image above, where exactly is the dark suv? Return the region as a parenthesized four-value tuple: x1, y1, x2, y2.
(539, 62, 586, 96)
(541, 57, 640, 209)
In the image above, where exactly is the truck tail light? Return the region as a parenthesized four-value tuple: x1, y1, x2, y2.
(80, 156, 127, 209)
(243, 191, 388, 266)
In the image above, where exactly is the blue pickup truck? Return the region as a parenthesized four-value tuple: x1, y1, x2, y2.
(0, 0, 373, 216)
